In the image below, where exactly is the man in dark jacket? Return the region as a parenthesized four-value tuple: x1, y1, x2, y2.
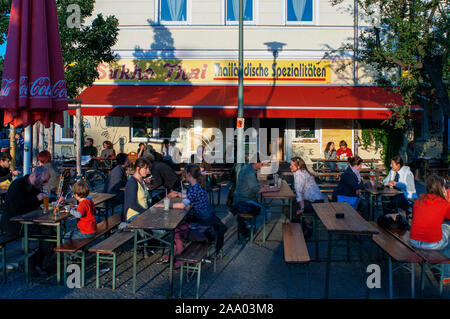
(147, 155, 181, 192)
(1, 166, 51, 275)
(0, 152, 19, 183)
(103, 153, 130, 203)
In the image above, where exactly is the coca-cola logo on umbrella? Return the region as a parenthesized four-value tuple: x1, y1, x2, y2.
(1, 76, 67, 100)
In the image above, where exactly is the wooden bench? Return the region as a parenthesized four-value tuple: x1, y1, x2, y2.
(88, 230, 134, 290)
(237, 213, 257, 243)
(387, 228, 450, 297)
(370, 222, 423, 298)
(317, 184, 338, 188)
(282, 222, 310, 298)
(0, 234, 18, 284)
(178, 242, 211, 299)
(54, 214, 121, 287)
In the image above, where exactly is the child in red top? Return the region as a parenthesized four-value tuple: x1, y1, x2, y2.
(63, 181, 97, 241)
(336, 140, 353, 159)
(410, 175, 450, 278)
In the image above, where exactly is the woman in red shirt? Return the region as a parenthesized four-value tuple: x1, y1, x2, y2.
(410, 175, 450, 277)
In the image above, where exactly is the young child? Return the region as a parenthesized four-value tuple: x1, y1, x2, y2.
(336, 140, 353, 170)
(64, 181, 97, 241)
(0, 152, 20, 183)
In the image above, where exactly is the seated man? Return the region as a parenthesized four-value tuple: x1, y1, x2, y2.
(1, 166, 51, 275)
(0, 151, 20, 183)
(147, 154, 181, 193)
(82, 137, 98, 169)
(103, 153, 130, 203)
(232, 155, 277, 237)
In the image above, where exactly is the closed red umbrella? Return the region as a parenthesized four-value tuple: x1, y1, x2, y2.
(0, 0, 68, 128)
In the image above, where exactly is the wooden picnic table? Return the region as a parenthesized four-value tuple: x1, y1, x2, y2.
(10, 192, 116, 285)
(258, 179, 296, 242)
(311, 158, 379, 171)
(363, 185, 403, 221)
(11, 209, 71, 285)
(126, 196, 187, 296)
(312, 202, 378, 298)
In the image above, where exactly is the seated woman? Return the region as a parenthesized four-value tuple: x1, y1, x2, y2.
(123, 157, 151, 223)
(323, 142, 337, 171)
(336, 140, 353, 171)
(37, 151, 61, 197)
(290, 157, 326, 217)
(332, 156, 374, 218)
(382, 155, 417, 215)
(100, 140, 116, 159)
(410, 175, 450, 280)
(154, 164, 226, 263)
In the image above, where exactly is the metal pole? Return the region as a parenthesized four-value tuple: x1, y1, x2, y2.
(9, 125, 15, 171)
(236, 0, 245, 177)
(76, 106, 82, 177)
(48, 123, 54, 157)
(39, 122, 44, 152)
(32, 123, 38, 166)
(24, 126, 32, 175)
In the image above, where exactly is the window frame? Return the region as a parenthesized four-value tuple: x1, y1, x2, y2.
(292, 118, 321, 144)
(130, 116, 181, 143)
(282, 0, 318, 26)
(222, 0, 258, 25)
(155, 0, 192, 25)
(55, 111, 74, 144)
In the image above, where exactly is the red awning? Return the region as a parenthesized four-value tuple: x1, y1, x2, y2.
(70, 85, 422, 119)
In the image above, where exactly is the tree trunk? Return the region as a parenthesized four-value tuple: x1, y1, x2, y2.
(423, 56, 450, 158)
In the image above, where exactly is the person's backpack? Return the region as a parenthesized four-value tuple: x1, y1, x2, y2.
(182, 223, 216, 243)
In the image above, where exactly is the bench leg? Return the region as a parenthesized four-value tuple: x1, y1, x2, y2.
(112, 253, 117, 290)
(132, 230, 137, 294)
(306, 263, 310, 299)
(196, 262, 202, 299)
(179, 262, 183, 299)
(81, 251, 85, 288)
(411, 263, 415, 299)
(440, 264, 444, 297)
(421, 262, 426, 297)
(388, 256, 393, 299)
(96, 253, 100, 289)
(1, 247, 5, 284)
(324, 232, 332, 299)
(63, 253, 68, 285)
(285, 264, 290, 298)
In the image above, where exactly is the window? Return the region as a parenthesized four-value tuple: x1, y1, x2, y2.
(225, 0, 256, 24)
(55, 111, 74, 143)
(159, 117, 180, 139)
(284, 0, 315, 24)
(158, 0, 191, 24)
(294, 118, 319, 143)
(132, 117, 153, 140)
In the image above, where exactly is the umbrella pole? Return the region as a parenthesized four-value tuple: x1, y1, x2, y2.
(39, 122, 44, 152)
(76, 106, 82, 178)
(32, 123, 38, 166)
(9, 125, 16, 171)
(24, 126, 32, 175)
(48, 123, 54, 157)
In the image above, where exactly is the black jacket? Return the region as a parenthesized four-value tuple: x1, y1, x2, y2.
(1, 175, 42, 236)
(0, 166, 12, 183)
(149, 160, 180, 191)
(332, 166, 369, 202)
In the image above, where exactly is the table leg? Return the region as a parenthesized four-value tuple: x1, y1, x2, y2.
(325, 232, 332, 299)
(24, 224, 29, 284)
(169, 229, 175, 296)
(57, 223, 61, 285)
(289, 199, 293, 222)
(263, 206, 266, 244)
(132, 229, 137, 294)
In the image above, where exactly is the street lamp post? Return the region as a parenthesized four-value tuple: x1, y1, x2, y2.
(236, 0, 245, 178)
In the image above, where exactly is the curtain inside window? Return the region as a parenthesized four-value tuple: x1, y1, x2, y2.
(291, 0, 307, 21)
(166, 0, 185, 21)
(230, 0, 248, 20)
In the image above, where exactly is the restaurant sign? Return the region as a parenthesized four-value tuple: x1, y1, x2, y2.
(96, 59, 330, 85)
